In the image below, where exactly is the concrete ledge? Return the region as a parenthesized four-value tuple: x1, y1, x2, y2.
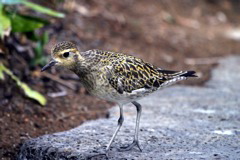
(18, 56, 240, 159)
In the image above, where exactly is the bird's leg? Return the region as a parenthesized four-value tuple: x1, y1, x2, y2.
(106, 104, 124, 152)
(88, 105, 124, 159)
(119, 101, 142, 152)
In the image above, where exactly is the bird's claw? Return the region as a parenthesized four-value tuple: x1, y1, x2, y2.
(118, 140, 142, 152)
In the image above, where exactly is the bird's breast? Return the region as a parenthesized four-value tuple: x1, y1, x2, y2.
(76, 69, 153, 104)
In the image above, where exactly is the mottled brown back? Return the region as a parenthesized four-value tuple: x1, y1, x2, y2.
(87, 50, 196, 94)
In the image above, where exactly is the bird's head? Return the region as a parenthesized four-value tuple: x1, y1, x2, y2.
(41, 41, 84, 72)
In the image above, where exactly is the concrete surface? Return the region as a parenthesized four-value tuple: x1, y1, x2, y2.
(18, 56, 240, 160)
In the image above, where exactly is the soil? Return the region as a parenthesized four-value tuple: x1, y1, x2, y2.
(1, 0, 240, 159)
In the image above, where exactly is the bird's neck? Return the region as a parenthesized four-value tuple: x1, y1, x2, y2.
(71, 62, 96, 92)
(68, 50, 102, 81)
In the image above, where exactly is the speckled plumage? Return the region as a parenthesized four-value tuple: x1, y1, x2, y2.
(66, 48, 196, 104)
(42, 41, 197, 155)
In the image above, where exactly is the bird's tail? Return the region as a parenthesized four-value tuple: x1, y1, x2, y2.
(178, 70, 197, 77)
(152, 69, 197, 89)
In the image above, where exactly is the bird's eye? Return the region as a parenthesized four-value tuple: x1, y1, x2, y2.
(63, 52, 69, 58)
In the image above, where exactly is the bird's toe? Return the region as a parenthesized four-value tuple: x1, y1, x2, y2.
(118, 140, 142, 152)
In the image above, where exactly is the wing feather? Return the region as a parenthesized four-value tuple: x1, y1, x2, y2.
(98, 50, 196, 94)
(105, 56, 164, 94)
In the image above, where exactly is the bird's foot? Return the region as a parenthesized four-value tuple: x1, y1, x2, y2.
(118, 140, 142, 152)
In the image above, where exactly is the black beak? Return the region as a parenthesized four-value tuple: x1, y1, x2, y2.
(41, 60, 58, 72)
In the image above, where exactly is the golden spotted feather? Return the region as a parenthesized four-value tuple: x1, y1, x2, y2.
(90, 50, 196, 94)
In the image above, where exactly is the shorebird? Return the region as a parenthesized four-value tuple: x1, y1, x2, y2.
(42, 41, 197, 154)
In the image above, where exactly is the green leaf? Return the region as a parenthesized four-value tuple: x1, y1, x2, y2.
(9, 13, 48, 32)
(32, 41, 43, 66)
(22, 1, 65, 18)
(30, 31, 48, 66)
(1, 0, 23, 5)
(17, 82, 47, 106)
(42, 31, 49, 45)
(0, 64, 5, 80)
(0, 6, 11, 38)
(0, 63, 47, 105)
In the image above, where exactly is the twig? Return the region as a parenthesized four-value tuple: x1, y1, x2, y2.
(47, 90, 67, 98)
(42, 72, 76, 90)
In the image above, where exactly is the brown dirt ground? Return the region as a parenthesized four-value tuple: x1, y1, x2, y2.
(1, 0, 240, 159)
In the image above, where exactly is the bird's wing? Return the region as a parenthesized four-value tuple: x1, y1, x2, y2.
(105, 56, 167, 94)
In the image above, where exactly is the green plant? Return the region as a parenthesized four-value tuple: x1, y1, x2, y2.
(0, 63, 47, 105)
(0, 0, 65, 105)
(32, 31, 49, 66)
(0, 0, 64, 37)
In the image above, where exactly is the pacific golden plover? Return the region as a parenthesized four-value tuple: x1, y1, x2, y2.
(42, 41, 197, 154)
